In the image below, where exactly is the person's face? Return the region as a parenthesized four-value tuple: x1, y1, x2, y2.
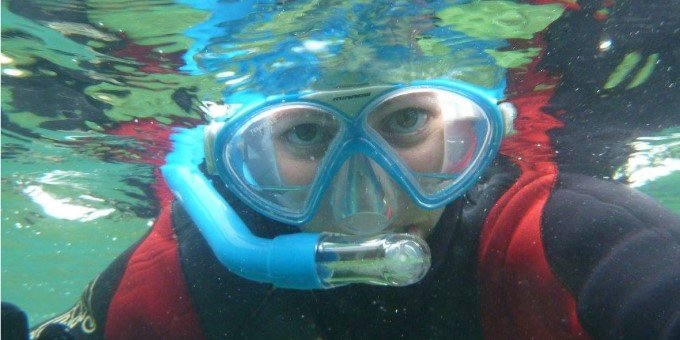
(267, 90, 475, 237)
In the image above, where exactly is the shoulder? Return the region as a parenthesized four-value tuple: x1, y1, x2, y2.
(543, 173, 680, 291)
(542, 173, 680, 339)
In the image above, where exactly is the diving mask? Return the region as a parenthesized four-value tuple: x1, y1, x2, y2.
(205, 79, 512, 230)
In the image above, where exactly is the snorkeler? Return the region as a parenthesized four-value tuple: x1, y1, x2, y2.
(18, 0, 680, 339)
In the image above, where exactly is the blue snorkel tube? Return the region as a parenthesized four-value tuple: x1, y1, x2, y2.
(161, 127, 431, 289)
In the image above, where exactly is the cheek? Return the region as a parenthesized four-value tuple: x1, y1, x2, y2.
(273, 143, 319, 186)
(397, 128, 445, 173)
(392, 192, 445, 236)
(408, 207, 445, 237)
(444, 121, 476, 172)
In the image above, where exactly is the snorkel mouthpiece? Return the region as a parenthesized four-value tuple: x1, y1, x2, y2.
(317, 233, 431, 287)
(162, 126, 431, 289)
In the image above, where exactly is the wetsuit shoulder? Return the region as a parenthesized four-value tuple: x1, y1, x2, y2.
(543, 173, 680, 339)
(30, 235, 143, 339)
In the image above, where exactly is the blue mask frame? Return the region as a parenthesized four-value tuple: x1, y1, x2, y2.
(210, 79, 507, 226)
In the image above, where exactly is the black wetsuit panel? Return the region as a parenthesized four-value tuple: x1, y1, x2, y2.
(543, 173, 680, 340)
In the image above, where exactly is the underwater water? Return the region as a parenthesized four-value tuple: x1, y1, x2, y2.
(1, 0, 679, 327)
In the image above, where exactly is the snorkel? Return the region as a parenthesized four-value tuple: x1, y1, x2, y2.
(162, 125, 431, 289)
(166, 0, 519, 289)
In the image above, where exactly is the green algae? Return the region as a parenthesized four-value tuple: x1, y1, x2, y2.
(604, 52, 642, 89)
(627, 53, 659, 90)
(86, 0, 209, 54)
(437, 0, 564, 40)
(432, 0, 564, 70)
(1, 2, 100, 70)
(486, 47, 542, 69)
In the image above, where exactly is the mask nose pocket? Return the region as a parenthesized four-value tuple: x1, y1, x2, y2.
(329, 154, 398, 235)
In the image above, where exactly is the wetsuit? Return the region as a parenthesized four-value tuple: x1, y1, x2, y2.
(27, 146, 680, 339)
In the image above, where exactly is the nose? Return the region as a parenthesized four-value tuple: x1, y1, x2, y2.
(329, 154, 398, 235)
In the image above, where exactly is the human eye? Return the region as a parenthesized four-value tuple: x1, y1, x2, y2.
(367, 90, 443, 147)
(278, 118, 338, 160)
(375, 106, 437, 148)
(381, 108, 430, 134)
(284, 123, 328, 147)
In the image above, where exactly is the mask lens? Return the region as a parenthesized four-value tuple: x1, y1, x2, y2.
(223, 104, 340, 214)
(367, 89, 492, 196)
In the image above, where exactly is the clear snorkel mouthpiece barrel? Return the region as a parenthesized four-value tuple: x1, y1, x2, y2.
(316, 233, 431, 287)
